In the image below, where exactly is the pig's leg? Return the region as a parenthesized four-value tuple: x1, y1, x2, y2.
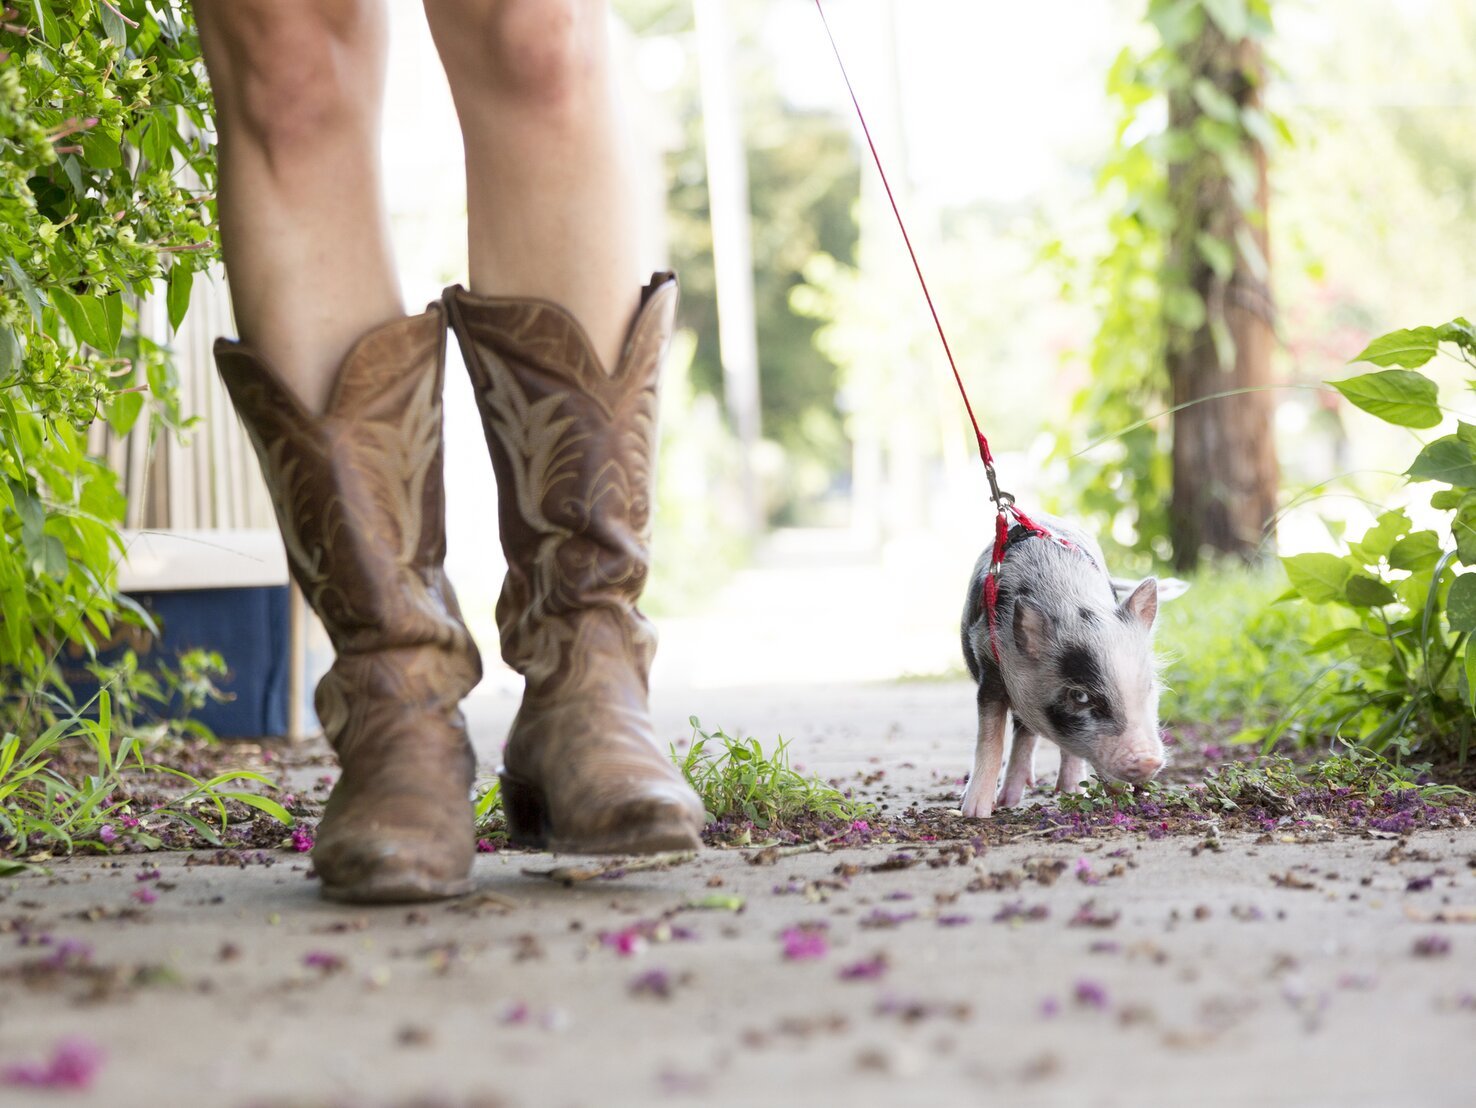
(998, 725, 1037, 809)
(1056, 753, 1090, 794)
(960, 697, 1009, 819)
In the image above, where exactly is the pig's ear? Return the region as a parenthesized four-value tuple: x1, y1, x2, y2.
(1012, 601, 1051, 660)
(1121, 577, 1159, 630)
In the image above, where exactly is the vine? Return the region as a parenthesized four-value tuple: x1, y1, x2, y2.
(1051, 0, 1282, 564)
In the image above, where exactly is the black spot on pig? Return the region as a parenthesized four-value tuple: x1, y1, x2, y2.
(1057, 645, 1107, 697)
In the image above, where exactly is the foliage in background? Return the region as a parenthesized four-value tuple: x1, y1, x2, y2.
(1156, 566, 1343, 745)
(621, 0, 859, 519)
(1048, 0, 1282, 565)
(0, 0, 216, 699)
(1279, 320, 1476, 762)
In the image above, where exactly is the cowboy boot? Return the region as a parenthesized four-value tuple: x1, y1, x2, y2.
(444, 273, 704, 854)
(215, 306, 482, 902)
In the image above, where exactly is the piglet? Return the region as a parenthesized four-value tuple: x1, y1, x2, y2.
(959, 513, 1162, 818)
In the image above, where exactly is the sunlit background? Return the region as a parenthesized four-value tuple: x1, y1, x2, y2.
(328, 0, 1476, 696)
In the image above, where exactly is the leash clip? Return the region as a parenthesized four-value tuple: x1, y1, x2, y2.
(984, 462, 1014, 511)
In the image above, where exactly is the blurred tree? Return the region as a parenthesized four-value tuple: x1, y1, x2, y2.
(621, 1, 860, 519)
(1052, 0, 1282, 570)
(1164, 6, 1278, 571)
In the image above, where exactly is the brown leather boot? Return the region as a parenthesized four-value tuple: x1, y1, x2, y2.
(215, 306, 482, 902)
(444, 273, 705, 854)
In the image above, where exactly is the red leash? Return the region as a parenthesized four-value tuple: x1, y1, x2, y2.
(812, 0, 1058, 660)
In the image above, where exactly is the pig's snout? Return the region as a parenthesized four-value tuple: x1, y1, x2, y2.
(1102, 738, 1165, 784)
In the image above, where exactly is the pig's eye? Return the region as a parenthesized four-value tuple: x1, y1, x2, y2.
(1068, 688, 1091, 708)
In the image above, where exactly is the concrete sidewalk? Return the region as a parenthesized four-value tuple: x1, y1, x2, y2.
(2, 679, 1474, 1107)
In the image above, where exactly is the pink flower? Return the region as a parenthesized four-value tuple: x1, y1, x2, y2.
(601, 928, 647, 957)
(850, 820, 870, 832)
(119, 814, 140, 828)
(1, 1038, 105, 1090)
(97, 825, 117, 845)
(476, 838, 500, 853)
(781, 925, 829, 961)
(131, 887, 157, 905)
(290, 826, 314, 853)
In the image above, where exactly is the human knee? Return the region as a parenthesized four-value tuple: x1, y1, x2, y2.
(199, 0, 384, 161)
(426, 0, 606, 105)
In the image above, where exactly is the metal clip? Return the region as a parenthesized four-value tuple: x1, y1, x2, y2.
(984, 462, 1015, 510)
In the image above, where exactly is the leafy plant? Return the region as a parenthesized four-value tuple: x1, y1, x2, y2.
(674, 717, 873, 829)
(1157, 566, 1345, 744)
(0, 682, 290, 860)
(1, 1, 217, 693)
(1278, 317, 1476, 761)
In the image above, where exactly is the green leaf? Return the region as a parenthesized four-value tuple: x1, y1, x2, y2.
(1438, 317, 1476, 354)
(1348, 509, 1409, 564)
(99, 2, 129, 44)
(1200, 0, 1249, 40)
(1307, 627, 1373, 653)
(80, 127, 124, 169)
(1389, 531, 1442, 572)
(100, 292, 123, 354)
(60, 153, 85, 195)
(1449, 574, 1476, 633)
(1456, 504, 1476, 566)
(223, 792, 294, 825)
(50, 288, 117, 352)
(1329, 370, 1441, 429)
(1408, 435, 1476, 487)
(31, 0, 55, 43)
(166, 265, 194, 333)
(1350, 327, 1440, 369)
(1164, 285, 1206, 331)
(106, 390, 144, 436)
(0, 326, 20, 374)
(1195, 233, 1235, 280)
(1345, 575, 1397, 609)
(1191, 77, 1240, 124)
(4, 257, 45, 324)
(1282, 552, 1353, 604)
(1465, 641, 1476, 710)
(1432, 489, 1463, 510)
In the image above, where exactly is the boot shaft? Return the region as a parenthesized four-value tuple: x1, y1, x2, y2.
(444, 274, 678, 690)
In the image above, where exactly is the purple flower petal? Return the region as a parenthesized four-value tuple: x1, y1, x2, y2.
(1, 1038, 105, 1090)
(781, 925, 829, 961)
(1073, 979, 1110, 1010)
(838, 954, 889, 981)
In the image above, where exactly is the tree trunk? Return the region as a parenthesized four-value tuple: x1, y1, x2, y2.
(1167, 25, 1279, 573)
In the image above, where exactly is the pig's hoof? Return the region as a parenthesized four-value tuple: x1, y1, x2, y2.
(959, 790, 994, 820)
(997, 783, 1026, 809)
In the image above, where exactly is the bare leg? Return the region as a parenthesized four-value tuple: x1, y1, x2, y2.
(423, 0, 640, 369)
(960, 697, 1009, 819)
(998, 723, 1037, 809)
(1057, 753, 1090, 794)
(195, 0, 403, 414)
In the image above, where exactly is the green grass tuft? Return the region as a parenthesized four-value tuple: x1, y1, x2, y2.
(674, 717, 873, 828)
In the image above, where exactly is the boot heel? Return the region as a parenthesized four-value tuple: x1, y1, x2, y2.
(499, 772, 550, 849)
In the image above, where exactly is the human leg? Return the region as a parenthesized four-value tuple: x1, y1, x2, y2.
(196, 0, 402, 414)
(199, 0, 482, 900)
(426, 0, 702, 852)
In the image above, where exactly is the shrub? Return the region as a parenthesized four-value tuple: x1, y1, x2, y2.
(1, 1, 216, 699)
(1279, 318, 1476, 762)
